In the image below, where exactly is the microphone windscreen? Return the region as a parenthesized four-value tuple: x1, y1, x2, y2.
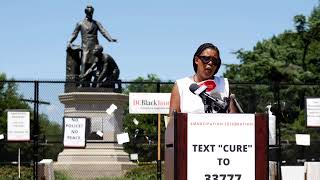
(189, 83, 207, 95)
(189, 83, 200, 94)
(197, 80, 216, 92)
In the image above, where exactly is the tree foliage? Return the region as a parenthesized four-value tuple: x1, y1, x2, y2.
(0, 73, 33, 161)
(0, 73, 63, 161)
(224, 5, 320, 143)
(122, 74, 173, 162)
(123, 74, 173, 94)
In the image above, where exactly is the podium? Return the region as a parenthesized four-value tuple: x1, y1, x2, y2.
(165, 113, 268, 180)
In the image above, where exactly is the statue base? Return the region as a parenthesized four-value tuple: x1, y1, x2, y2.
(55, 91, 136, 178)
(65, 82, 122, 93)
(54, 143, 136, 178)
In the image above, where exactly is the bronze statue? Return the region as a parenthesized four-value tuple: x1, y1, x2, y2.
(80, 45, 119, 88)
(67, 5, 117, 87)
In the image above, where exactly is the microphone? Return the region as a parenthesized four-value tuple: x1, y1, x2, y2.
(189, 83, 229, 113)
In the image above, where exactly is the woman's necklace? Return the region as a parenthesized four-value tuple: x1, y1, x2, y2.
(193, 74, 197, 82)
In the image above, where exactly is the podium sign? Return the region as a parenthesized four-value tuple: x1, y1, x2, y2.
(187, 114, 255, 179)
(168, 113, 267, 180)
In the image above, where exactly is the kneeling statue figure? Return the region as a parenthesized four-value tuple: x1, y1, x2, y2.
(80, 45, 120, 88)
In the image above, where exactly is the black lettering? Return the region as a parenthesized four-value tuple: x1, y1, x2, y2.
(220, 174, 226, 180)
(193, 145, 197, 152)
(192, 144, 215, 152)
(204, 174, 210, 180)
(71, 130, 78, 134)
(235, 174, 241, 180)
(203, 145, 209, 152)
(210, 145, 215, 152)
(212, 174, 218, 180)
(227, 174, 234, 180)
(243, 145, 248, 152)
(217, 158, 230, 165)
(223, 145, 249, 152)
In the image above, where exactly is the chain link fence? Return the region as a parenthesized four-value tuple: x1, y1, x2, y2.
(0, 80, 320, 179)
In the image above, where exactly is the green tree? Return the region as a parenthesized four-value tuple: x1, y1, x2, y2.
(0, 73, 63, 162)
(224, 5, 320, 142)
(122, 74, 173, 162)
(124, 74, 173, 93)
(38, 113, 63, 160)
(0, 73, 32, 161)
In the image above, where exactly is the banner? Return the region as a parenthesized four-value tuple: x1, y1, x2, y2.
(7, 111, 30, 141)
(305, 97, 320, 127)
(187, 113, 255, 180)
(63, 117, 86, 147)
(129, 93, 170, 114)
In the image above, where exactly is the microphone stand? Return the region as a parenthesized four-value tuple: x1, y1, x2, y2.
(203, 99, 213, 113)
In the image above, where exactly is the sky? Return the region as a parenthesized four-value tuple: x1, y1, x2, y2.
(0, 0, 319, 82)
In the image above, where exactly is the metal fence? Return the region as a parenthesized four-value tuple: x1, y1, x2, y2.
(0, 80, 320, 180)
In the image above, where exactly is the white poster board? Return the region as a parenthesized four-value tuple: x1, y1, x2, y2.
(305, 97, 320, 127)
(281, 166, 306, 180)
(129, 93, 170, 114)
(187, 113, 255, 180)
(268, 109, 276, 145)
(7, 111, 30, 141)
(295, 134, 310, 146)
(63, 117, 86, 148)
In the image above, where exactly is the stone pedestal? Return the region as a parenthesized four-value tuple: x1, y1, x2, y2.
(55, 92, 136, 178)
(54, 143, 135, 179)
(58, 92, 128, 141)
(38, 159, 55, 180)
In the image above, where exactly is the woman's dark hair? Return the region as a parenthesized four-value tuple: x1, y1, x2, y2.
(193, 43, 221, 75)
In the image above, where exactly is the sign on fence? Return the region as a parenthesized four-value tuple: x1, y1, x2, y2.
(63, 117, 87, 147)
(305, 97, 320, 127)
(187, 113, 255, 180)
(7, 111, 30, 141)
(129, 93, 171, 114)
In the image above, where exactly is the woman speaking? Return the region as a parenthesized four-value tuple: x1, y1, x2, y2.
(169, 43, 239, 114)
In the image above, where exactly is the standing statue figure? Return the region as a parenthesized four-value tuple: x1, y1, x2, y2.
(67, 5, 117, 87)
(80, 45, 120, 88)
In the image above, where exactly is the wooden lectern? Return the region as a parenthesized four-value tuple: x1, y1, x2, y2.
(165, 113, 268, 180)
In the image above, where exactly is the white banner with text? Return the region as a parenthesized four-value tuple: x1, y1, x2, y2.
(7, 111, 30, 141)
(187, 113, 255, 180)
(306, 97, 320, 127)
(63, 117, 86, 148)
(129, 93, 170, 114)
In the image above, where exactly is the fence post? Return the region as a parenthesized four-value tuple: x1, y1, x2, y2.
(156, 81, 162, 180)
(156, 82, 160, 93)
(33, 81, 39, 180)
(272, 81, 282, 180)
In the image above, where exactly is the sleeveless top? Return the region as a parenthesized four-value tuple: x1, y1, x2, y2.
(176, 76, 230, 113)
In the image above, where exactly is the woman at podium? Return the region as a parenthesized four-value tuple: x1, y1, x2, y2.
(169, 43, 239, 114)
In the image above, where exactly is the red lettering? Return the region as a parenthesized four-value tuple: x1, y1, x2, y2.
(133, 100, 140, 105)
